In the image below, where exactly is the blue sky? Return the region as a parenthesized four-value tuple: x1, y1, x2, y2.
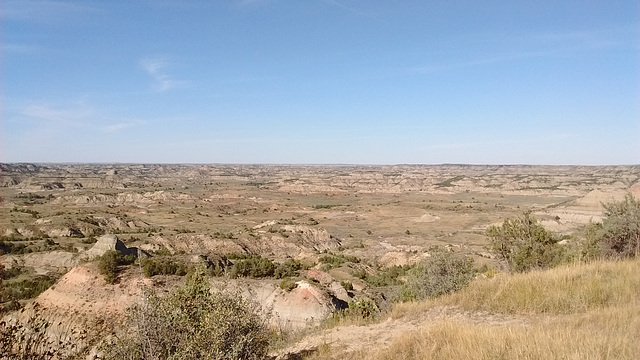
(2, 0, 639, 164)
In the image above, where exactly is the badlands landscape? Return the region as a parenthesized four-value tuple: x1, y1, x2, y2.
(1, 163, 639, 359)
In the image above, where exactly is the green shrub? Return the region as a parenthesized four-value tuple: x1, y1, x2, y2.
(0, 241, 30, 255)
(141, 257, 190, 277)
(401, 248, 475, 301)
(228, 255, 276, 278)
(279, 278, 298, 292)
(1, 275, 59, 303)
(486, 212, 565, 272)
(97, 250, 136, 284)
(102, 269, 271, 360)
(274, 258, 303, 279)
(344, 299, 379, 319)
(340, 280, 354, 291)
(363, 265, 411, 287)
(586, 195, 640, 259)
(0, 265, 22, 280)
(318, 252, 360, 269)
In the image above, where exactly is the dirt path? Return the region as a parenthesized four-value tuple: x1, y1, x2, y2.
(271, 306, 526, 359)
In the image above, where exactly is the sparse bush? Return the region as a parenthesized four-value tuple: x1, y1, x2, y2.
(401, 247, 474, 301)
(102, 269, 271, 360)
(0, 264, 22, 280)
(486, 212, 565, 272)
(585, 195, 640, 259)
(344, 299, 379, 320)
(81, 236, 97, 244)
(340, 280, 353, 291)
(363, 265, 411, 287)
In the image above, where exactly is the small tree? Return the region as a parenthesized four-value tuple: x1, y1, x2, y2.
(486, 212, 564, 272)
(103, 269, 271, 360)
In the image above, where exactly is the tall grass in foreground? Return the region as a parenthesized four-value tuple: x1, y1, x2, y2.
(319, 259, 639, 360)
(374, 305, 639, 360)
(392, 258, 640, 318)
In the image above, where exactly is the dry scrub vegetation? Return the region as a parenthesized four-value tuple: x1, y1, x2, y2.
(315, 259, 639, 360)
(2, 164, 640, 359)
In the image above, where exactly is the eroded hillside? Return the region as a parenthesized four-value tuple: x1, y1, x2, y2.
(1, 163, 639, 356)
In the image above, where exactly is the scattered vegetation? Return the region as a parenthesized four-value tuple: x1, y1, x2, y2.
(359, 264, 412, 287)
(318, 252, 360, 270)
(373, 259, 640, 360)
(102, 269, 271, 360)
(1, 275, 59, 304)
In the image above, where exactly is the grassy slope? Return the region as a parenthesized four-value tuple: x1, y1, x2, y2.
(315, 259, 640, 360)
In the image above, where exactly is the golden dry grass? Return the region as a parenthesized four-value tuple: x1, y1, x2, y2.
(315, 259, 640, 360)
(373, 305, 639, 360)
(392, 258, 640, 318)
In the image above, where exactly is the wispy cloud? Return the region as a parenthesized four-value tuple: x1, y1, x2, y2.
(21, 103, 95, 125)
(402, 26, 637, 76)
(406, 51, 546, 75)
(322, 0, 380, 21)
(2, 43, 41, 54)
(100, 122, 137, 133)
(140, 57, 186, 92)
(14, 101, 141, 134)
(2, 0, 99, 23)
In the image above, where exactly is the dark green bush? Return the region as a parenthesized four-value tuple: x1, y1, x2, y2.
(228, 255, 276, 278)
(0, 265, 22, 280)
(97, 250, 136, 284)
(340, 280, 353, 291)
(0, 241, 30, 255)
(1, 274, 59, 303)
(141, 257, 190, 277)
(274, 258, 303, 279)
(363, 265, 411, 287)
(342, 299, 379, 320)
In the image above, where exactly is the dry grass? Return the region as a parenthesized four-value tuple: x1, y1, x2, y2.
(373, 305, 639, 360)
(392, 258, 640, 318)
(316, 259, 640, 360)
